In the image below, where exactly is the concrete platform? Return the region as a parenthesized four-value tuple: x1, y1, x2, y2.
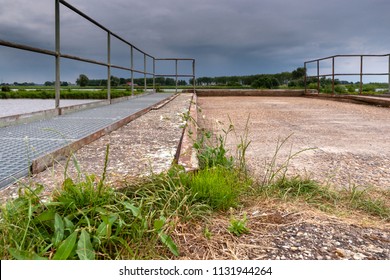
(0, 93, 174, 189)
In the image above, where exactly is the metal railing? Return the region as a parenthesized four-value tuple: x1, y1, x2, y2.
(0, 0, 195, 109)
(304, 54, 390, 94)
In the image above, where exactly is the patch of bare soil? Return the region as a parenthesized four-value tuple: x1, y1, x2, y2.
(175, 201, 390, 260)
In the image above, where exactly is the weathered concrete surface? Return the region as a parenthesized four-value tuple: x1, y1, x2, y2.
(197, 96, 390, 189)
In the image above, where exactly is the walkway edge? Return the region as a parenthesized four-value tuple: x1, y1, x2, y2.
(31, 94, 178, 174)
(175, 93, 199, 171)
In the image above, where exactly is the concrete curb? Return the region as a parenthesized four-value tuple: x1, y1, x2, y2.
(175, 93, 199, 172)
(31, 94, 177, 174)
(194, 89, 305, 97)
(304, 93, 390, 107)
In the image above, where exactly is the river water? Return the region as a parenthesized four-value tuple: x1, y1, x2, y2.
(0, 99, 101, 117)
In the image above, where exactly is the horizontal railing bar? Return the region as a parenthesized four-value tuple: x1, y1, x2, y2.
(0, 39, 56, 56)
(155, 58, 195, 61)
(305, 54, 390, 64)
(307, 73, 390, 78)
(62, 55, 154, 75)
(131, 69, 154, 75)
(110, 64, 153, 75)
(155, 74, 195, 77)
(61, 54, 108, 67)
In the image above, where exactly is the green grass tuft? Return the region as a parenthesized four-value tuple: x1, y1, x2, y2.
(188, 166, 249, 211)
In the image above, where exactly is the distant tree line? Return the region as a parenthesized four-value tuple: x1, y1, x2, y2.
(73, 67, 307, 89)
(194, 67, 307, 88)
(75, 74, 188, 87)
(9, 67, 384, 92)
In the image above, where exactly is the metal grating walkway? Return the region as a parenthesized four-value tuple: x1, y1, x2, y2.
(0, 93, 173, 189)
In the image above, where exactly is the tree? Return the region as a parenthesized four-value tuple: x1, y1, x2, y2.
(110, 76, 120, 87)
(292, 67, 306, 80)
(251, 76, 279, 89)
(76, 74, 89, 87)
(178, 80, 187, 86)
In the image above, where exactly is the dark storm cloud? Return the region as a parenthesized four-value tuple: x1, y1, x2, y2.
(1, 0, 390, 83)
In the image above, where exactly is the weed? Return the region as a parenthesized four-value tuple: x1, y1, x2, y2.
(233, 115, 252, 175)
(228, 211, 250, 236)
(262, 134, 315, 186)
(341, 185, 390, 220)
(194, 128, 234, 170)
(203, 226, 212, 240)
(188, 166, 248, 211)
(265, 175, 339, 207)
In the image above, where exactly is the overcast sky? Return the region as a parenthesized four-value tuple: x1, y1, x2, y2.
(1, 0, 390, 84)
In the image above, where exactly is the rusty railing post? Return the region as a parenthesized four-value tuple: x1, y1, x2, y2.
(193, 59, 196, 93)
(107, 31, 111, 103)
(130, 46, 134, 96)
(317, 60, 320, 94)
(332, 57, 335, 94)
(360, 55, 363, 95)
(175, 59, 178, 94)
(144, 54, 147, 93)
(153, 58, 156, 92)
(55, 0, 61, 110)
(304, 62, 307, 94)
(388, 54, 390, 93)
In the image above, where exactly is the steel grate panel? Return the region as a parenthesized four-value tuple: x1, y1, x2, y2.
(0, 93, 172, 189)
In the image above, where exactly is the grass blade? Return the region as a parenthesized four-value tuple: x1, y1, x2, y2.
(159, 233, 179, 257)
